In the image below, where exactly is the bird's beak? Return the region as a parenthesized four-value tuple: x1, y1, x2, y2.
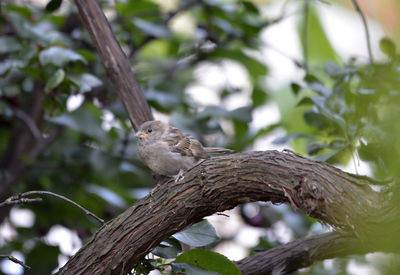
(135, 131, 148, 139)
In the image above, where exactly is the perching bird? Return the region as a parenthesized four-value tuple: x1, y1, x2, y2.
(135, 120, 232, 179)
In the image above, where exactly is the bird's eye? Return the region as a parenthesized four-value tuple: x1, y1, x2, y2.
(147, 128, 152, 133)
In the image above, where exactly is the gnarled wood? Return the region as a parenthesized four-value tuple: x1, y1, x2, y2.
(55, 150, 399, 275)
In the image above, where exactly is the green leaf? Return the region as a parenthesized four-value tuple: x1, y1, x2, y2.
(0, 59, 25, 75)
(39, 46, 86, 67)
(132, 18, 171, 38)
(304, 110, 327, 130)
(45, 0, 63, 12)
(19, 67, 43, 79)
(172, 263, 221, 275)
(68, 73, 102, 93)
(380, 37, 396, 57)
(324, 61, 357, 78)
(152, 238, 182, 259)
(115, 0, 159, 16)
(252, 85, 268, 107)
(228, 106, 252, 123)
(174, 220, 219, 247)
(290, 83, 302, 95)
(197, 106, 228, 119)
(45, 68, 65, 92)
(47, 105, 107, 140)
(242, 1, 259, 14)
(361, 124, 383, 143)
(307, 82, 330, 96)
(6, 6, 32, 17)
(0, 36, 22, 54)
(174, 249, 241, 275)
(212, 18, 242, 37)
(8, 12, 65, 45)
(296, 97, 313, 107)
(146, 89, 180, 110)
(308, 142, 329, 155)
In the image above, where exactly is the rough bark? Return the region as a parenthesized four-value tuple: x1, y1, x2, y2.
(55, 150, 399, 275)
(74, 0, 153, 130)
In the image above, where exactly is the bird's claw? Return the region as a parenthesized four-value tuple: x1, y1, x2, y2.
(174, 170, 185, 182)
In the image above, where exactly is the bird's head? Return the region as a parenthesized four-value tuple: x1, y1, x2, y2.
(135, 120, 166, 140)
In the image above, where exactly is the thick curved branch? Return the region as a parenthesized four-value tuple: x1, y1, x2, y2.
(55, 150, 398, 275)
(236, 232, 373, 275)
(74, 0, 153, 130)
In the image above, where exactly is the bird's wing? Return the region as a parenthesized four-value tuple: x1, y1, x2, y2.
(165, 127, 209, 159)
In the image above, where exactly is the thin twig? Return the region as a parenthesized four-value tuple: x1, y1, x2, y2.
(302, 0, 309, 71)
(351, 0, 374, 63)
(216, 213, 230, 217)
(0, 197, 43, 208)
(5, 191, 104, 224)
(0, 255, 31, 270)
(13, 108, 42, 141)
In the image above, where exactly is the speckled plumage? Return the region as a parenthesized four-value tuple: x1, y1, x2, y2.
(135, 120, 231, 176)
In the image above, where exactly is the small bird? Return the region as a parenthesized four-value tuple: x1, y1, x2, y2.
(135, 120, 232, 180)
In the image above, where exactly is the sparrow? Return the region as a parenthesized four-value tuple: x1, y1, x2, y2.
(135, 120, 232, 179)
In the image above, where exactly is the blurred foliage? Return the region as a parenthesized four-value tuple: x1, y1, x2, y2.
(292, 38, 400, 178)
(0, 0, 399, 274)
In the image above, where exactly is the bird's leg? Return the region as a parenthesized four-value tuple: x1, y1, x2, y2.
(173, 169, 185, 182)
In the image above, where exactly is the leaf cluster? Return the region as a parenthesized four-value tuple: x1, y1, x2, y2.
(291, 38, 400, 178)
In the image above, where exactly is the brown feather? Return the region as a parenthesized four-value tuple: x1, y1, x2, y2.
(188, 136, 209, 159)
(164, 127, 209, 159)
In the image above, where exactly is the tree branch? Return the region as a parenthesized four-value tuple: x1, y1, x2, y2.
(235, 232, 380, 274)
(301, 0, 309, 71)
(351, 0, 374, 63)
(0, 197, 43, 208)
(12, 108, 42, 141)
(0, 255, 30, 270)
(1, 191, 104, 224)
(74, 0, 153, 130)
(55, 150, 399, 275)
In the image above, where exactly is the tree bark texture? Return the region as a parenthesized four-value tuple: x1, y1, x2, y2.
(74, 0, 153, 130)
(55, 150, 400, 275)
